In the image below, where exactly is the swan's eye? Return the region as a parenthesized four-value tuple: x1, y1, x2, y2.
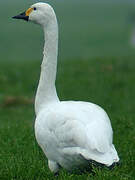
(33, 7, 37, 11)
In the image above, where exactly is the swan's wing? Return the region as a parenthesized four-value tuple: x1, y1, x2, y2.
(49, 103, 118, 166)
(57, 101, 113, 152)
(36, 101, 119, 166)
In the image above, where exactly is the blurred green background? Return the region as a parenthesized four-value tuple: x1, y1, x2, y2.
(1, 0, 135, 61)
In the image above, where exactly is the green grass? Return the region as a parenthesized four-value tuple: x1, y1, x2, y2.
(0, 57, 135, 179)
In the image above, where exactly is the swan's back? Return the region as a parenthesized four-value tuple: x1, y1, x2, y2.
(35, 101, 119, 172)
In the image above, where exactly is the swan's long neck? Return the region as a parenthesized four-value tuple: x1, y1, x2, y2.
(35, 16, 59, 115)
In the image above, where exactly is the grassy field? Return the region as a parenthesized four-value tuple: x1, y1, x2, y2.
(0, 57, 135, 179)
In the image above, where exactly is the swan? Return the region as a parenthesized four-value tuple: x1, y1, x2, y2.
(13, 2, 119, 174)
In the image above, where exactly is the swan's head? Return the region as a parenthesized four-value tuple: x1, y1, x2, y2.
(12, 2, 56, 26)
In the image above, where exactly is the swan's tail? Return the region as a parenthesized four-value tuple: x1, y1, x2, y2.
(97, 144, 120, 167)
(81, 144, 120, 167)
(109, 144, 120, 164)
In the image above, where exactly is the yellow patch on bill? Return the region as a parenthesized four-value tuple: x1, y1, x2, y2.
(25, 8, 33, 16)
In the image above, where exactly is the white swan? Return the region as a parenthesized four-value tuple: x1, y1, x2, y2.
(13, 2, 119, 174)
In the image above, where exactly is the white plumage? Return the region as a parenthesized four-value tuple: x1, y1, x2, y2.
(13, 2, 119, 174)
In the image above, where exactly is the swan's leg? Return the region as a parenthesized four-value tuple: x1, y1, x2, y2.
(48, 160, 60, 175)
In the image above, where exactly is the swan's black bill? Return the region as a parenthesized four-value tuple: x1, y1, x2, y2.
(12, 12, 29, 21)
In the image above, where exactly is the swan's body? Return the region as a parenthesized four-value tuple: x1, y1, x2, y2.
(13, 2, 119, 173)
(35, 101, 119, 172)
